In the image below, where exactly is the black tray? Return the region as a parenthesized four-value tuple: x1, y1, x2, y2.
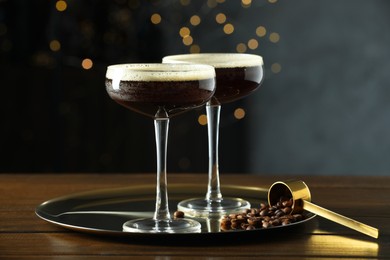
(36, 184, 315, 243)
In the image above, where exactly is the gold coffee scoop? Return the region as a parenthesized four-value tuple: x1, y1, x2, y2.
(268, 180, 379, 239)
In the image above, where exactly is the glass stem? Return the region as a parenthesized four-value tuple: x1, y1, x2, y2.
(205, 102, 223, 203)
(153, 114, 171, 222)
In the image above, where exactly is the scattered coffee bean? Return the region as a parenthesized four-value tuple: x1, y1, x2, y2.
(220, 196, 306, 231)
(174, 210, 185, 218)
(246, 225, 256, 230)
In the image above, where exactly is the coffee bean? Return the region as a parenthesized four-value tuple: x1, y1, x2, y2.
(260, 203, 268, 210)
(282, 207, 292, 214)
(220, 195, 306, 231)
(293, 214, 303, 221)
(174, 211, 185, 218)
(270, 219, 281, 226)
(282, 199, 293, 207)
(247, 217, 262, 228)
(262, 221, 271, 228)
(260, 209, 269, 217)
(244, 208, 252, 214)
(246, 225, 256, 230)
(228, 213, 237, 219)
(236, 214, 246, 220)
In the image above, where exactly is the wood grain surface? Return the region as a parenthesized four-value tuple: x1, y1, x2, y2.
(0, 173, 389, 259)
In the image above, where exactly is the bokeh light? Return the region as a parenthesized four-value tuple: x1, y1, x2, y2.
(55, 0, 67, 12)
(190, 15, 201, 26)
(223, 23, 234, 34)
(150, 13, 162, 25)
(180, 0, 191, 6)
(241, 0, 252, 7)
(234, 108, 246, 119)
(198, 114, 208, 125)
(269, 32, 280, 43)
(183, 35, 193, 45)
(248, 38, 258, 49)
(207, 0, 218, 8)
(49, 40, 61, 52)
(179, 27, 191, 37)
(190, 44, 201, 53)
(256, 26, 267, 37)
(236, 43, 247, 53)
(215, 13, 227, 24)
(81, 58, 93, 70)
(271, 62, 282, 73)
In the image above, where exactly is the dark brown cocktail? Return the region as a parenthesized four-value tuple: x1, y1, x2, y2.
(105, 63, 216, 233)
(214, 66, 262, 104)
(106, 78, 215, 118)
(163, 54, 264, 217)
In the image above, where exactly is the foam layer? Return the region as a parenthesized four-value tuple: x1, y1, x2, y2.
(163, 53, 264, 68)
(106, 63, 215, 81)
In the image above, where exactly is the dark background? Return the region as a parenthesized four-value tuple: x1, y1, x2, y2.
(1, 0, 390, 176)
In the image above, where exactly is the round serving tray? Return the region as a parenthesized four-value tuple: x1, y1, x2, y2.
(36, 184, 315, 242)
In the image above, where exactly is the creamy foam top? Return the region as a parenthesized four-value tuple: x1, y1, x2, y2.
(163, 53, 264, 68)
(106, 63, 215, 81)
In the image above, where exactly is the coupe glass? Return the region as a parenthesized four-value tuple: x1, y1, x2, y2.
(163, 53, 264, 217)
(105, 63, 216, 232)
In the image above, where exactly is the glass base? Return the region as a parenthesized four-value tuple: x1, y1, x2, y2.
(122, 218, 201, 233)
(177, 197, 251, 217)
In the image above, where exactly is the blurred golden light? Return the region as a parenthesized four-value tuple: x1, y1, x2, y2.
(223, 23, 234, 34)
(269, 32, 280, 43)
(179, 27, 191, 37)
(234, 108, 246, 119)
(198, 114, 208, 125)
(268, 0, 278, 3)
(215, 13, 227, 24)
(241, 0, 251, 7)
(307, 234, 378, 257)
(248, 39, 258, 49)
(32, 52, 54, 67)
(236, 43, 247, 53)
(256, 26, 266, 37)
(207, 0, 218, 8)
(271, 63, 282, 73)
(180, 0, 191, 6)
(150, 13, 162, 24)
(183, 35, 193, 46)
(82, 58, 93, 70)
(190, 44, 201, 53)
(56, 0, 67, 12)
(190, 15, 201, 26)
(216, 0, 225, 3)
(49, 40, 61, 52)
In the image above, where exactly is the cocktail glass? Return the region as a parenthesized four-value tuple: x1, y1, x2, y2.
(163, 54, 264, 217)
(105, 63, 216, 232)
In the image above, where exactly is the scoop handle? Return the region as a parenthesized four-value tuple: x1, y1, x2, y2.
(302, 200, 379, 239)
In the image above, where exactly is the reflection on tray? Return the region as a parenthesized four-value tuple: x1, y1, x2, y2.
(36, 184, 315, 237)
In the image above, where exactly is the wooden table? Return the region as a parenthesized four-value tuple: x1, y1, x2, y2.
(1, 173, 389, 259)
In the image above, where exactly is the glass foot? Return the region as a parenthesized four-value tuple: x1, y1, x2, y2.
(122, 218, 201, 233)
(177, 197, 251, 217)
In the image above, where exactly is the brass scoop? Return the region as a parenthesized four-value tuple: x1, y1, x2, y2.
(268, 180, 379, 239)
